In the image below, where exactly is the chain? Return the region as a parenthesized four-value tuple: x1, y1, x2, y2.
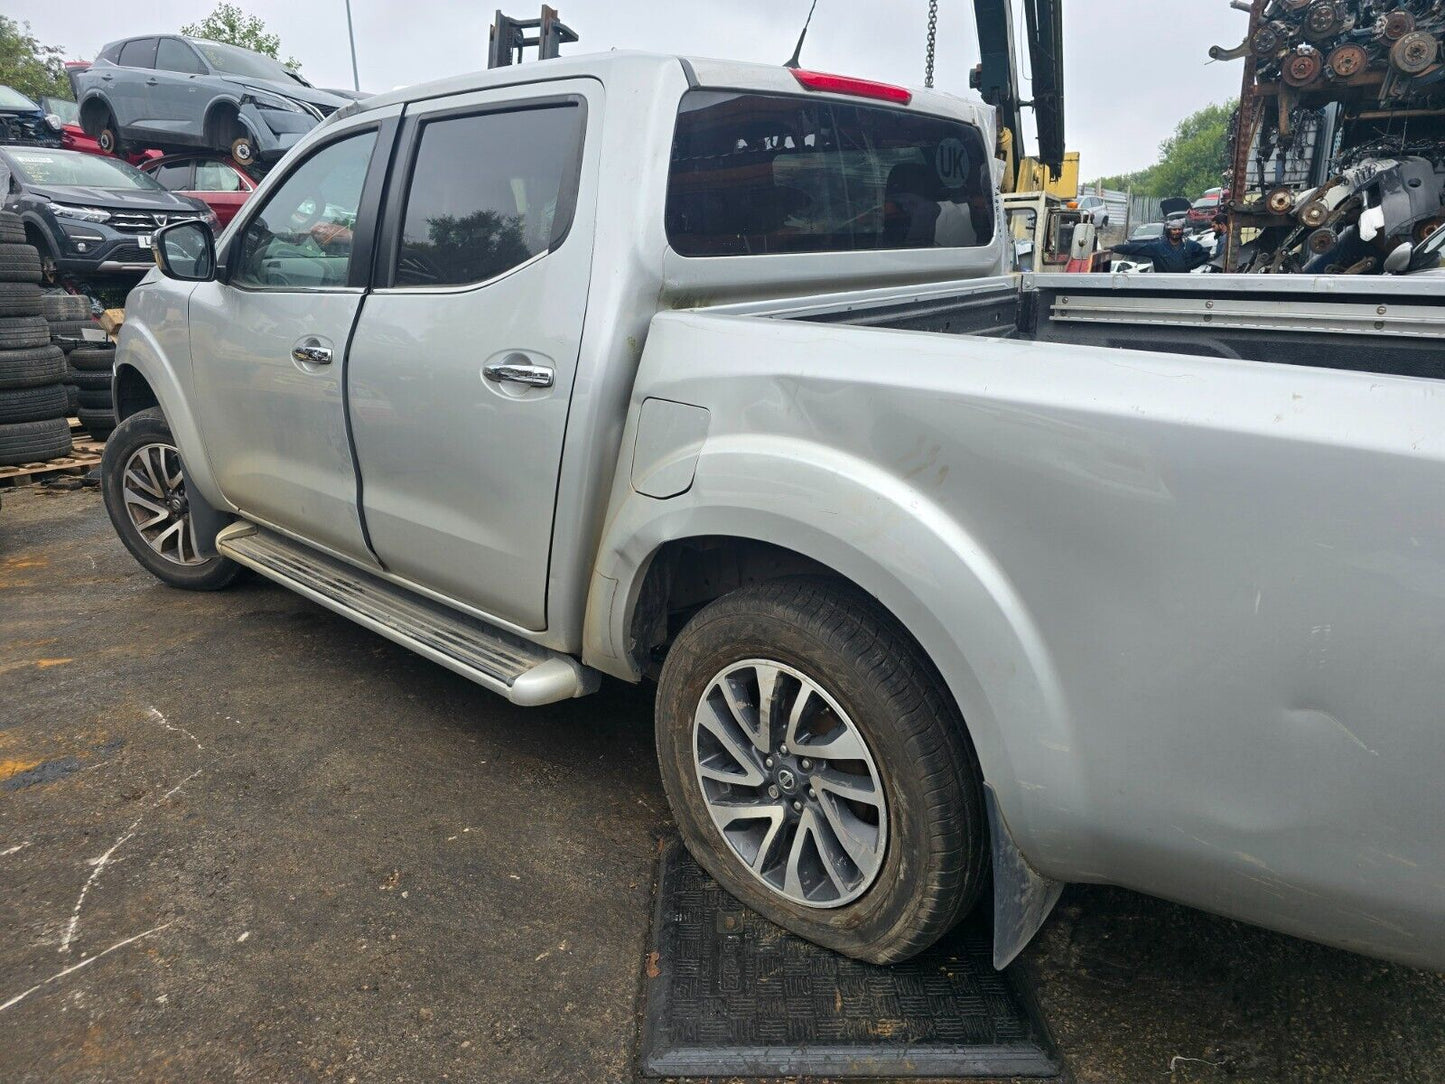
(925, 0, 938, 88)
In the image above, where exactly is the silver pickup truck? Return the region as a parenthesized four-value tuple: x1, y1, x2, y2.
(102, 52, 1444, 974)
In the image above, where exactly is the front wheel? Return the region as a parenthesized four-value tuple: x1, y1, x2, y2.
(655, 577, 989, 964)
(230, 136, 256, 165)
(101, 407, 244, 590)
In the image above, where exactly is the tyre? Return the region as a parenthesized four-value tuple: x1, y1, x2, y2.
(65, 383, 78, 415)
(0, 315, 50, 349)
(231, 136, 256, 165)
(0, 383, 68, 424)
(77, 389, 113, 410)
(0, 245, 42, 284)
(0, 212, 25, 245)
(0, 417, 72, 466)
(0, 345, 65, 390)
(41, 293, 90, 322)
(48, 319, 96, 345)
(0, 282, 42, 317)
(68, 368, 113, 391)
(101, 407, 243, 589)
(68, 345, 116, 372)
(655, 577, 988, 964)
(77, 405, 115, 430)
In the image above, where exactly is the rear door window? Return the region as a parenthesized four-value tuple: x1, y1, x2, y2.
(392, 102, 584, 288)
(195, 160, 245, 192)
(151, 162, 194, 191)
(667, 90, 995, 257)
(118, 38, 158, 69)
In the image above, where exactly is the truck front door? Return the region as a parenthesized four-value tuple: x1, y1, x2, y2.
(187, 108, 399, 564)
(346, 80, 600, 631)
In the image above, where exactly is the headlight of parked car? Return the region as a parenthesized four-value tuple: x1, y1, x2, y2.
(48, 202, 111, 223)
(246, 90, 305, 113)
(44, 113, 63, 132)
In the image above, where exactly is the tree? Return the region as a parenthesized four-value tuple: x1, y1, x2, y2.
(180, 3, 301, 70)
(0, 17, 71, 101)
(1091, 101, 1236, 199)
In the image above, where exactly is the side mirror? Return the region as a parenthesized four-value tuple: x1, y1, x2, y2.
(152, 219, 216, 282)
(1383, 241, 1414, 275)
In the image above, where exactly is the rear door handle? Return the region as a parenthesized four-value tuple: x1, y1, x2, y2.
(483, 360, 553, 388)
(292, 342, 332, 365)
(145, 78, 159, 86)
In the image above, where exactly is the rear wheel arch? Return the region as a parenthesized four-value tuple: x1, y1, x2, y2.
(78, 94, 114, 138)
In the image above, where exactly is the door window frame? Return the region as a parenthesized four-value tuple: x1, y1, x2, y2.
(220, 116, 399, 293)
(371, 94, 588, 293)
(117, 38, 159, 69)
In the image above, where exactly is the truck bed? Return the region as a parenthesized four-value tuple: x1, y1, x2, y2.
(735, 272, 1445, 382)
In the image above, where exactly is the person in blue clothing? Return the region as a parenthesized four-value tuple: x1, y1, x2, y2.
(1110, 219, 1214, 273)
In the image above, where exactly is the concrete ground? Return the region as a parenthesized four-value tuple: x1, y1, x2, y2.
(2, 485, 1442, 1084)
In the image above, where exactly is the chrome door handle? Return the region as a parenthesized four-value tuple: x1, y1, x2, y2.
(483, 361, 553, 388)
(292, 344, 332, 365)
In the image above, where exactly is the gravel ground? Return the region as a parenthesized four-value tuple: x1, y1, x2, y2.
(1, 485, 1442, 1083)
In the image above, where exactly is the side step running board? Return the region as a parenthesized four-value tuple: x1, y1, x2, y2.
(216, 523, 599, 706)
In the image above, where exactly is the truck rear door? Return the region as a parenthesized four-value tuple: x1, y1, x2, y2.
(346, 79, 601, 632)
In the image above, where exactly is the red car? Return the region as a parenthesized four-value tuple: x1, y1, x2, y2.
(1187, 188, 1224, 230)
(140, 154, 257, 227)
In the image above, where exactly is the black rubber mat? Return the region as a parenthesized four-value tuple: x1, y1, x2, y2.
(639, 840, 1059, 1079)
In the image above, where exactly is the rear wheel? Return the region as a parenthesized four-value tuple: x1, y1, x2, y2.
(101, 408, 243, 590)
(97, 119, 125, 157)
(655, 577, 989, 964)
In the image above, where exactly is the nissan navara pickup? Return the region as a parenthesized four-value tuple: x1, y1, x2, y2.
(103, 53, 1445, 973)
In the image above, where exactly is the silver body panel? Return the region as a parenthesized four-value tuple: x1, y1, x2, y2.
(111, 52, 1445, 971)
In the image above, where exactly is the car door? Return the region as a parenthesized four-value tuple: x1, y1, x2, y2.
(187, 107, 399, 564)
(150, 38, 209, 141)
(110, 38, 158, 131)
(347, 81, 600, 630)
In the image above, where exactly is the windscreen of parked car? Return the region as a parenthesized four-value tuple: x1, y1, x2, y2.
(190, 40, 305, 85)
(7, 148, 163, 190)
(0, 86, 40, 111)
(667, 90, 995, 257)
(41, 97, 79, 124)
(393, 102, 584, 288)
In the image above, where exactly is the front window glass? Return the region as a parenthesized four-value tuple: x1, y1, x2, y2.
(0, 86, 39, 111)
(667, 90, 995, 257)
(156, 39, 205, 75)
(9, 149, 161, 190)
(394, 104, 583, 288)
(234, 130, 375, 289)
(195, 160, 244, 192)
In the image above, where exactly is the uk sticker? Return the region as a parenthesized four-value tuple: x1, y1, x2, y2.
(936, 138, 970, 189)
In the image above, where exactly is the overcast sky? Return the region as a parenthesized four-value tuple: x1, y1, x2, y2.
(12, 0, 1253, 177)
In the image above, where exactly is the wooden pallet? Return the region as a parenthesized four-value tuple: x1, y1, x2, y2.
(0, 420, 107, 487)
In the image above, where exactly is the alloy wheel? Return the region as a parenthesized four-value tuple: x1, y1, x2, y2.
(120, 442, 205, 566)
(692, 658, 888, 908)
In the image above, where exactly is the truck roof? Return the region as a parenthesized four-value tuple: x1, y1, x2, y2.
(339, 50, 993, 134)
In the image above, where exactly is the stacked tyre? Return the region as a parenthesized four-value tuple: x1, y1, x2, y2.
(68, 343, 118, 441)
(0, 212, 72, 467)
(42, 290, 94, 418)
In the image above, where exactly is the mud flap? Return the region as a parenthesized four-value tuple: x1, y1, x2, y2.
(986, 783, 1065, 969)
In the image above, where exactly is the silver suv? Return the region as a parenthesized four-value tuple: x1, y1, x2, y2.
(74, 35, 350, 165)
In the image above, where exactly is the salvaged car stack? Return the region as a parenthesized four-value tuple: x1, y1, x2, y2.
(1214, 0, 1445, 271)
(0, 212, 74, 469)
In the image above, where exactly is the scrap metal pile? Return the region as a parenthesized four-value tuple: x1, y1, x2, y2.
(1212, 0, 1445, 272)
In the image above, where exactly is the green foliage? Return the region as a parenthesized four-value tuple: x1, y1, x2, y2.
(180, 4, 301, 70)
(0, 16, 71, 101)
(1091, 101, 1236, 199)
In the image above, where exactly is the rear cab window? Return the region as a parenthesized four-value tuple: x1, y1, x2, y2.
(667, 90, 995, 257)
(392, 102, 584, 288)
